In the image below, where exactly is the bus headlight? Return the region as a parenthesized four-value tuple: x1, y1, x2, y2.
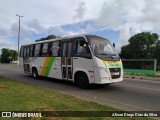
(98, 67, 110, 78)
(98, 67, 109, 74)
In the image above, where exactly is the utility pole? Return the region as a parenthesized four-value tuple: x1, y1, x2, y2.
(16, 14, 23, 64)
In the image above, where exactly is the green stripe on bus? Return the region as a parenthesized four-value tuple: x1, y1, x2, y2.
(44, 57, 55, 77)
(61, 37, 69, 40)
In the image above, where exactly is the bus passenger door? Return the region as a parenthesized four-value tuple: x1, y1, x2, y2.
(23, 46, 30, 73)
(61, 41, 73, 80)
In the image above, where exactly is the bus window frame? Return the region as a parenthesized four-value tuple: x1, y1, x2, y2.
(20, 46, 24, 57)
(41, 42, 49, 57)
(51, 41, 61, 57)
(34, 44, 41, 57)
(72, 37, 92, 59)
(29, 45, 35, 57)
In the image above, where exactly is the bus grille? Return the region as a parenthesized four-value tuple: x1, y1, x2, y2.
(109, 68, 121, 79)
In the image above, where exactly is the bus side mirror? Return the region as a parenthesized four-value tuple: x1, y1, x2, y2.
(83, 44, 87, 47)
(80, 40, 88, 46)
(113, 43, 115, 48)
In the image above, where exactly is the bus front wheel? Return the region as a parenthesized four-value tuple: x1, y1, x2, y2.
(32, 68, 39, 79)
(75, 72, 90, 89)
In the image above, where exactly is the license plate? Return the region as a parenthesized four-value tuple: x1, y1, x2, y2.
(111, 72, 119, 75)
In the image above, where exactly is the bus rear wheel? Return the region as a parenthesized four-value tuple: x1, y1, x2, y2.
(32, 68, 39, 79)
(75, 72, 90, 89)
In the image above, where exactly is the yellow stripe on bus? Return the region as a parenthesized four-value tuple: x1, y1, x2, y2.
(57, 38, 62, 40)
(41, 57, 51, 76)
(102, 60, 106, 64)
(102, 60, 122, 68)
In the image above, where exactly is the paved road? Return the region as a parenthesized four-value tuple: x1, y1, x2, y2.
(0, 64, 160, 111)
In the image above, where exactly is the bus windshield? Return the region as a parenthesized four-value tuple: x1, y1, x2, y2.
(87, 36, 119, 60)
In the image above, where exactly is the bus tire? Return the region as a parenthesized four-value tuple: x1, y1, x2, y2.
(75, 72, 90, 89)
(32, 68, 39, 79)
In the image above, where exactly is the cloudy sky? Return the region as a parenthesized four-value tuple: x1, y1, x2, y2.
(0, 0, 160, 52)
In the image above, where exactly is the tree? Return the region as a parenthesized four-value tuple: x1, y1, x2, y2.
(121, 32, 159, 59)
(10, 50, 18, 61)
(0, 48, 18, 63)
(35, 34, 57, 42)
(120, 45, 132, 59)
(1, 48, 10, 63)
(46, 34, 57, 40)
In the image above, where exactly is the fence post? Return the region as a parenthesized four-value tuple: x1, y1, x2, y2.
(154, 59, 157, 74)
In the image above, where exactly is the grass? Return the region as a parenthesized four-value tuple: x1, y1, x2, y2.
(0, 76, 154, 120)
(124, 72, 160, 78)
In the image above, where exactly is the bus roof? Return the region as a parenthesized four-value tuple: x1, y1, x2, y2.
(21, 34, 88, 46)
(20, 34, 108, 46)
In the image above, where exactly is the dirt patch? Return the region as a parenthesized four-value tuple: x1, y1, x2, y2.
(0, 86, 9, 90)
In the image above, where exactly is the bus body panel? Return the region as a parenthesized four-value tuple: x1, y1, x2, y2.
(29, 57, 62, 79)
(73, 57, 94, 83)
(93, 56, 123, 84)
(47, 57, 62, 79)
(29, 57, 45, 76)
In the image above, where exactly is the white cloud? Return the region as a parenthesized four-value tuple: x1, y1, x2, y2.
(27, 19, 46, 33)
(61, 27, 86, 37)
(61, 31, 81, 37)
(81, 0, 106, 19)
(0, 0, 80, 26)
(0, 37, 32, 54)
(118, 24, 131, 45)
(20, 37, 33, 45)
(73, 2, 86, 21)
(96, 0, 160, 52)
(10, 22, 36, 37)
(1, 0, 160, 53)
(115, 23, 141, 52)
(0, 38, 16, 52)
(0, 29, 8, 36)
(47, 26, 64, 36)
(0, 0, 80, 36)
(84, 23, 94, 32)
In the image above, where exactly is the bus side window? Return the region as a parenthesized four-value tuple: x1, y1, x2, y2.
(41, 43, 49, 57)
(20, 46, 24, 57)
(30, 45, 34, 57)
(24, 47, 27, 57)
(47, 42, 52, 56)
(51, 41, 60, 57)
(34, 44, 41, 57)
(74, 38, 91, 59)
(76, 40, 90, 54)
(26, 47, 30, 57)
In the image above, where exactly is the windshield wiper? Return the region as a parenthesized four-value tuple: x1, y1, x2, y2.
(97, 53, 119, 59)
(97, 53, 109, 55)
(110, 54, 120, 59)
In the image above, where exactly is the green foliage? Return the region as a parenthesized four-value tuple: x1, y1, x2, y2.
(0, 48, 18, 63)
(121, 32, 159, 59)
(10, 50, 18, 61)
(121, 45, 132, 59)
(1, 48, 10, 63)
(155, 40, 160, 64)
(46, 34, 57, 39)
(35, 34, 57, 42)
